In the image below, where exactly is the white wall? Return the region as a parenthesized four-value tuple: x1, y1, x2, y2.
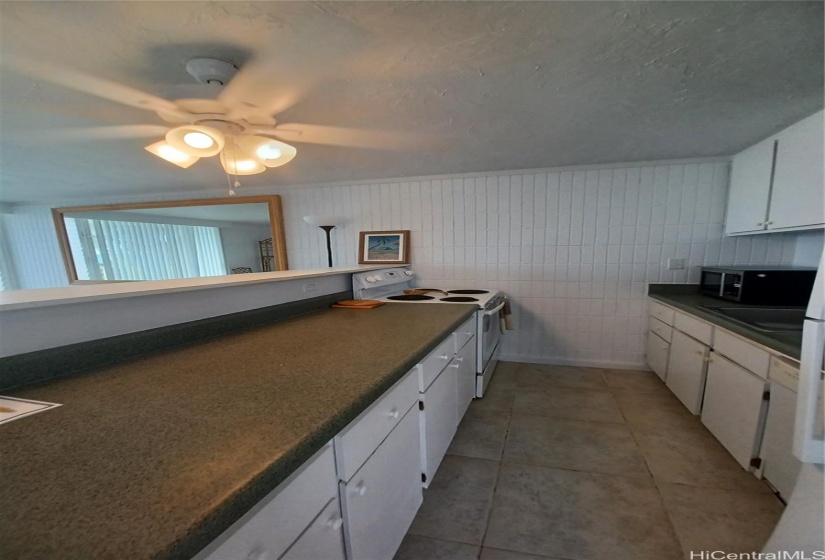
(792, 230, 825, 267)
(3, 158, 811, 368)
(280, 160, 801, 368)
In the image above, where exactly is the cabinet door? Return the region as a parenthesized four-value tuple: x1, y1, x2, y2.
(760, 382, 803, 499)
(281, 497, 346, 560)
(665, 330, 709, 415)
(198, 445, 337, 560)
(769, 111, 825, 230)
(646, 331, 670, 382)
(701, 354, 769, 470)
(725, 136, 774, 234)
(454, 337, 476, 423)
(341, 406, 422, 560)
(420, 366, 458, 486)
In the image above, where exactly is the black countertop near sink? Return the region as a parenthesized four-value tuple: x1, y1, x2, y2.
(0, 303, 477, 560)
(648, 284, 804, 360)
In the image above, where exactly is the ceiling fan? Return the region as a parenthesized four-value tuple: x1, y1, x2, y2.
(3, 53, 426, 179)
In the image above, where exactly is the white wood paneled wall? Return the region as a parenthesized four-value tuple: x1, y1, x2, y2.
(281, 161, 798, 369)
(4, 159, 802, 368)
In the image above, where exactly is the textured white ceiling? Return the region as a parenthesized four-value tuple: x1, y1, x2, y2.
(0, 1, 822, 204)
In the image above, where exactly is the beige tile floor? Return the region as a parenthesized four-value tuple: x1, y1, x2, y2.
(395, 362, 785, 560)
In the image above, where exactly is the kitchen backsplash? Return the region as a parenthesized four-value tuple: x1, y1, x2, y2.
(3, 158, 811, 369)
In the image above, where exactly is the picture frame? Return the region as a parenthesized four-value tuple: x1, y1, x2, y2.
(358, 230, 411, 264)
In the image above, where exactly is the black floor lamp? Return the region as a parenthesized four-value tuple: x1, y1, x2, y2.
(303, 215, 341, 267)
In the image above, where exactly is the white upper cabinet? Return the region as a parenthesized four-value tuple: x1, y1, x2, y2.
(768, 112, 825, 230)
(726, 137, 774, 234)
(725, 110, 824, 236)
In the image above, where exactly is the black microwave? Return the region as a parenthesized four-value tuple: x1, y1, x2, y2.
(699, 266, 817, 306)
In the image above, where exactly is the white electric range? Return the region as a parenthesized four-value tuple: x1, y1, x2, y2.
(352, 267, 506, 397)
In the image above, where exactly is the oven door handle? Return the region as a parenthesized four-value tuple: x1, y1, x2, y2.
(484, 301, 506, 316)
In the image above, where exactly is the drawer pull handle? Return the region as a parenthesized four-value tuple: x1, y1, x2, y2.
(326, 516, 344, 530)
(352, 482, 367, 496)
(455, 357, 464, 362)
(465, 331, 474, 336)
(450, 364, 461, 369)
(440, 355, 451, 360)
(387, 408, 400, 419)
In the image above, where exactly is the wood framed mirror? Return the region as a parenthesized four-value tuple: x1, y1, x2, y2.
(52, 195, 288, 284)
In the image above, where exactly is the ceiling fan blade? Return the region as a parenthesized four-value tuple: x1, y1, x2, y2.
(19, 125, 169, 142)
(218, 55, 311, 121)
(254, 124, 434, 151)
(2, 55, 192, 121)
(219, 8, 372, 121)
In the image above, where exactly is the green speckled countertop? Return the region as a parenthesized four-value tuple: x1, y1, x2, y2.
(648, 284, 803, 360)
(0, 303, 476, 560)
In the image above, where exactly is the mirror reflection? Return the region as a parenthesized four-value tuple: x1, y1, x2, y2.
(53, 196, 287, 283)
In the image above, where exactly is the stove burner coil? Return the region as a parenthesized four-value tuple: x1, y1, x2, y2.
(447, 289, 490, 294)
(387, 294, 435, 301)
(440, 296, 479, 302)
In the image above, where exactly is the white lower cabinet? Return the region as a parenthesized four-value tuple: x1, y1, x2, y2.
(666, 330, 710, 415)
(761, 357, 804, 499)
(454, 336, 477, 421)
(282, 496, 346, 560)
(198, 322, 477, 560)
(761, 381, 803, 498)
(646, 331, 670, 381)
(195, 444, 338, 560)
(340, 406, 423, 560)
(419, 364, 458, 487)
(701, 353, 769, 470)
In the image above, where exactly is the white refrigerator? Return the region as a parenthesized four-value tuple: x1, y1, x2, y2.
(763, 246, 825, 554)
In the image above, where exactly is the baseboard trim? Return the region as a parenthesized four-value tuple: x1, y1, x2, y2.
(497, 354, 650, 372)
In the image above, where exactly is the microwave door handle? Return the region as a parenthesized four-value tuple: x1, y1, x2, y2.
(718, 272, 725, 297)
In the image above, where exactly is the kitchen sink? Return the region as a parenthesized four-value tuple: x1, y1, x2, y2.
(700, 306, 806, 332)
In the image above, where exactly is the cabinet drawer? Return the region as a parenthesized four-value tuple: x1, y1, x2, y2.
(649, 301, 675, 326)
(673, 312, 713, 345)
(341, 406, 423, 560)
(452, 316, 477, 354)
(281, 496, 346, 560)
(417, 336, 456, 391)
(713, 329, 770, 379)
(335, 369, 419, 482)
(198, 444, 337, 560)
(648, 316, 672, 343)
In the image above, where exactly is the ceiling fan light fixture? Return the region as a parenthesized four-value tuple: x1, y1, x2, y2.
(144, 141, 199, 168)
(183, 131, 215, 149)
(236, 136, 297, 168)
(166, 124, 224, 157)
(219, 142, 266, 175)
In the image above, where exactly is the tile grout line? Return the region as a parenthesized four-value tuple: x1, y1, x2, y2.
(605, 369, 699, 559)
(475, 371, 518, 558)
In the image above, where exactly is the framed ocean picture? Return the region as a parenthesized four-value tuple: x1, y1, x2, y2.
(358, 230, 410, 264)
